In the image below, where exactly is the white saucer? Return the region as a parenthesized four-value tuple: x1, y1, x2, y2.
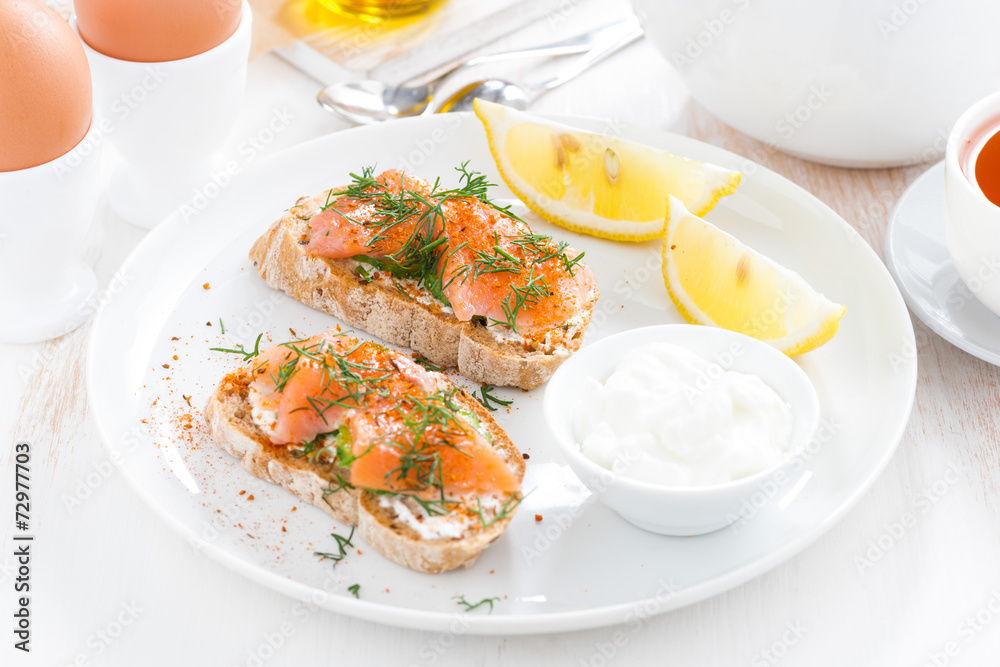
(885, 161, 1000, 364)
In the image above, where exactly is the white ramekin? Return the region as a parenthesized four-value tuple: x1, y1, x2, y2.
(543, 324, 820, 536)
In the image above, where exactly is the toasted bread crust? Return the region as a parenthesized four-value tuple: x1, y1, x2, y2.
(203, 363, 525, 574)
(249, 191, 597, 389)
(203, 367, 360, 525)
(357, 494, 509, 574)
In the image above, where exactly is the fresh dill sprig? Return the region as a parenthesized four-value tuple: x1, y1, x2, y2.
(219, 318, 226, 334)
(453, 595, 501, 614)
(271, 340, 391, 427)
(507, 232, 585, 276)
(472, 493, 524, 529)
(462, 233, 525, 284)
(474, 385, 513, 411)
(348, 584, 361, 598)
(488, 267, 550, 333)
(314, 526, 355, 565)
(210, 332, 263, 361)
(379, 388, 470, 494)
(314, 550, 343, 565)
(411, 495, 459, 517)
(332, 527, 355, 551)
(292, 437, 333, 462)
(356, 263, 376, 283)
(413, 355, 444, 372)
(323, 470, 354, 496)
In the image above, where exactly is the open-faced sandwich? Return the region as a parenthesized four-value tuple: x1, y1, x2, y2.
(249, 166, 599, 390)
(204, 330, 525, 574)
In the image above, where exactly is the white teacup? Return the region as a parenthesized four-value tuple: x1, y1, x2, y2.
(0, 117, 102, 344)
(945, 91, 1000, 318)
(71, 2, 252, 229)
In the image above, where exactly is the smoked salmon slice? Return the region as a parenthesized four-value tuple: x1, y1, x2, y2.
(304, 166, 596, 336)
(248, 332, 520, 496)
(306, 170, 433, 259)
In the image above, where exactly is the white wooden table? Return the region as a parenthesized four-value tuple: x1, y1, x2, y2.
(5, 7, 1000, 666)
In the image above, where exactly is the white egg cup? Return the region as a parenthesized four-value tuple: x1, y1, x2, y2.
(0, 117, 102, 344)
(945, 90, 1000, 318)
(72, 2, 252, 229)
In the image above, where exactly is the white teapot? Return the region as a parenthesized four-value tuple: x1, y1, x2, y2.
(633, 0, 1000, 167)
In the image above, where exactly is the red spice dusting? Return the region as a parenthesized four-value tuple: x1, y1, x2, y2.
(535, 514, 543, 522)
(182, 395, 192, 407)
(172, 355, 178, 360)
(247, 495, 255, 501)
(162, 363, 170, 369)
(239, 490, 246, 495)
(281, 526, 286, 532)
(203, 283, 210, 289)
(170, 336, 180, 341)
(670, 245, 676, 250)
(292, 506, 297, 511)
(489, 570, 495, 574)
(289, 328, 297, 337)
(522, 453, 530, 459)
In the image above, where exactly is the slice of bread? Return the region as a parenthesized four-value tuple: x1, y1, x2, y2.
(204, 364, 526, 574)
(249, 189, 598, 390)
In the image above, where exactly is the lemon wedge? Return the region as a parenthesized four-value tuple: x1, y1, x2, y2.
(662, 196, 846, 356)
(474, 98, 741, 242)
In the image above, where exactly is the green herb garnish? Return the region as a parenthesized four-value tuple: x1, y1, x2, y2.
(328, 163, 581, 328)
(488, 266, 550, 333)
(474, 385, 512, 412)
(379, 388, 471, 497)
(210, 332, 263, 361)
(454, 595, 500, 613)
(413, 355, 444, 372)
(472, 493, 524, 529)
(314, 526, 355, 565)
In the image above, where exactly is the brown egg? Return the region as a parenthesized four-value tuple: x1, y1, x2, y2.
(75, 0, 242, 63)
(0, 0, 93, 172)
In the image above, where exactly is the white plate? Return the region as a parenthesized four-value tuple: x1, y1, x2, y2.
(885, 161, 1000, 365)
(87, 114, 917, 635)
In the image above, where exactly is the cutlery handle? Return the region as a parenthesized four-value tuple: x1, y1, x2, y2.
(432, 18, 640, 90)
(526, 24, 644, 94)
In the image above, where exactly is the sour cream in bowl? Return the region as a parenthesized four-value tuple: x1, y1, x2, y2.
(543, 324, 821, 536)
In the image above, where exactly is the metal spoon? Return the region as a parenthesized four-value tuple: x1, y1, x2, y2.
(433, 23, 643, 114)
(318, 19, 639, 124)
